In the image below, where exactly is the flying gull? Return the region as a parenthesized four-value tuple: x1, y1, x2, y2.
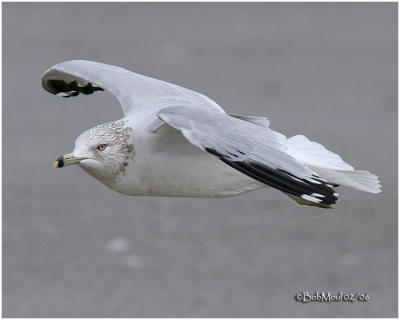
(43, 60, 381, 208)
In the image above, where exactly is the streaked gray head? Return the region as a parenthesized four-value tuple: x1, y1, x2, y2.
(54, 119, 134, 185)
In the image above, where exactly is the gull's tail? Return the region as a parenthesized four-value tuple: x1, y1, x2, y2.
(286, 135, 381, 194)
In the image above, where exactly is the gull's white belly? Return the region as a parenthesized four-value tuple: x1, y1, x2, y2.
(110, 147, 265, 198)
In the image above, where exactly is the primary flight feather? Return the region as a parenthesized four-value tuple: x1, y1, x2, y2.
(43, 60, 381, 208)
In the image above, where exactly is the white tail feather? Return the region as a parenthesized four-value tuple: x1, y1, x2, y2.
(286, 135, 381, 193)
(309, 167, 381, 194)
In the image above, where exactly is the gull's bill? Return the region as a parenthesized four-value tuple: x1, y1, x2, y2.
(53, 152, 87, 168)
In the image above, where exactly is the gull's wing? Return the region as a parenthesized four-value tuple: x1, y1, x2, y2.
(42, 60, 224, 116)
(157, 106, 338, 207)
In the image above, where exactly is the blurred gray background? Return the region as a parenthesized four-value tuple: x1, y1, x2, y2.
(3, 3, 397, 317)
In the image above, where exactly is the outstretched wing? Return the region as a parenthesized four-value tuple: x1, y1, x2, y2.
(42, 60, 224, 116)
(157, 106, 338, 207)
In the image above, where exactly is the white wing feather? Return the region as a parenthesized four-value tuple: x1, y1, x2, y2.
(287, 135, 354, 170)
(229, 114, 270, 128)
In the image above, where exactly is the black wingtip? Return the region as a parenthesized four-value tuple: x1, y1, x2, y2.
(204, 147, 338, 207)
(44, 79, 104, 97)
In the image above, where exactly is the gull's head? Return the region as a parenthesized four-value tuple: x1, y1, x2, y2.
(53, 120, 134, 183)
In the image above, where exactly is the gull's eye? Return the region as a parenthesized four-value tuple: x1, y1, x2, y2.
(97, 144, 107, 151)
